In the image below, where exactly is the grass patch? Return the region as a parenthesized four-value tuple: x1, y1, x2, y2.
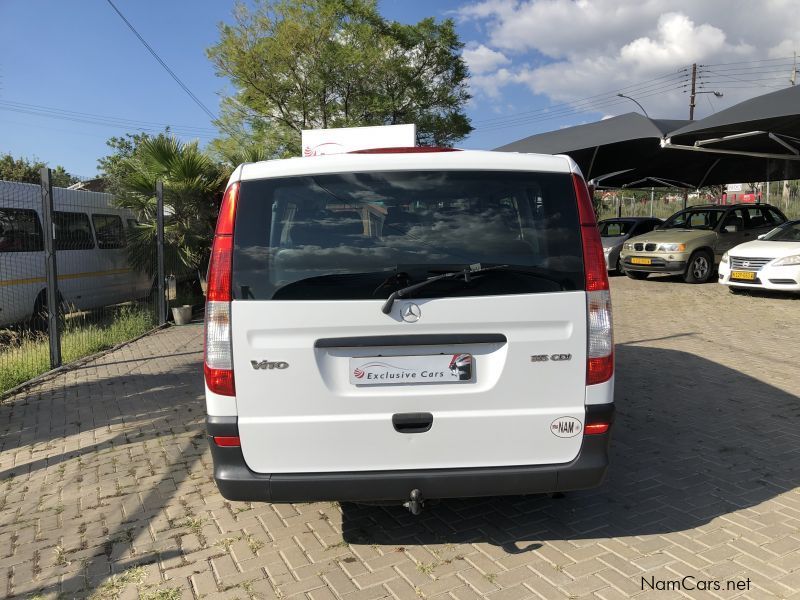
(89, 565, 147, 600)
(417, 562, 438, 576)
(0, 305, 155, 394)
(141, 589, 182, 600)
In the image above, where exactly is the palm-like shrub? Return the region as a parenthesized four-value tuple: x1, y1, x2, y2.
(113, 136, 227, 280)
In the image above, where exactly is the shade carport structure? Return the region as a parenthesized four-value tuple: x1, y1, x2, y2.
(495, 112, 688, 180)
(594, 146, 795, 189)
(648, 85, 800, 189)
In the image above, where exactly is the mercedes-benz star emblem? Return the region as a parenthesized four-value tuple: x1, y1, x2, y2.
(401, 303, 421, 323)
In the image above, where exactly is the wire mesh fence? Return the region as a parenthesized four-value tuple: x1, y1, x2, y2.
(597, 182, 800, 222)
(0, 171, 182, 395)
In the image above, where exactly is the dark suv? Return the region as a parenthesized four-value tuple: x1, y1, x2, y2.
(619, 203, 787, 283)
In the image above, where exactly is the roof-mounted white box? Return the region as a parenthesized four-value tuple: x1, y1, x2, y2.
(301, 124, 416, 157)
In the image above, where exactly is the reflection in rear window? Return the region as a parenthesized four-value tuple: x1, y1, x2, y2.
(232, 171, 584, 300)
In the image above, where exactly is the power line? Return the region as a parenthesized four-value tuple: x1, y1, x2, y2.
(472, 69, 688, 126)
(698, 63, 794, 73)
(475, 79, 689, 132)
(0, 100, 217, 136)
(474, 78, 688, 131)
(701, 55, 797, 67)
(104, 0, 219, 124)
(475, 58, 792, 131)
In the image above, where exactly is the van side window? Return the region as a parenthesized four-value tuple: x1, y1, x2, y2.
(54, 212, 94, 250)
(92, 214, 126, 249)
(0, 208, 43, 252)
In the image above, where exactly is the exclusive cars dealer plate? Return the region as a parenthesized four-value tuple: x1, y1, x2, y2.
(731, 270, 756, 280)
(350, 354, 473, 385)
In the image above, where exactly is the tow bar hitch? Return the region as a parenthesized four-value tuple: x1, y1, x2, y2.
(403, 489, 424, 515)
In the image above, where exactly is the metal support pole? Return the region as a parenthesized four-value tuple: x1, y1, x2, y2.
(616, 195, 622, 218)
(39, 168, 61, 368)
(649, 187, 654, 217)
(156, 180, 166, 325)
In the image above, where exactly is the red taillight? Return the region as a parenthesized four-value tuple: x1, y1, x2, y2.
(207, 235, 233, 302)
(584, 423, 609, 435)
(572, 173, 609, 292)
(348, 147, 461, 154)
(204, 181, 238, 396)
(215, 181, 239, 236)
(213, 435, 241, 447)
(587, 355, 614, 386)
(573, 173, 614, 386)
(204, 362, 235, 396)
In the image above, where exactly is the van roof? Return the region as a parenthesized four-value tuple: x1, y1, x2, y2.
(232, 149, 579, 185)
(0, 179, 120, 211)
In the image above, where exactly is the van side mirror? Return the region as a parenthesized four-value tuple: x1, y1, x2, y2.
(724, 225, 738, 233)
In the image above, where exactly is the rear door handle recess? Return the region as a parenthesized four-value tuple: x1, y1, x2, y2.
(392, 413, 433, 434)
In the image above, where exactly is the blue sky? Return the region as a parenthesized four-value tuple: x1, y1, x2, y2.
(1, 1, 796, 176)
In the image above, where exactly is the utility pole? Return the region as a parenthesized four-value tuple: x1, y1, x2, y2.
(684, 62, 698, 209)
(791, 52, 797, 86)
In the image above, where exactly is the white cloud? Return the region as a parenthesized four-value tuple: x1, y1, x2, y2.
(769, 38, 800, 59)
(463, 43, 511, 74)
(469, 67, 517, 98)
(459, 0, 798, 120)
(462, 44, 513, 97)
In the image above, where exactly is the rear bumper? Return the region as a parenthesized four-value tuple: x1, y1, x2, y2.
(622, 256, 687, 273)
(207, 405, 613, 503)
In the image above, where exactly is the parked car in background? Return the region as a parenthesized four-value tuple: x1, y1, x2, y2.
(0, 181, 151, 327)
(719, 219, 800, 294)
(619, 203, 787, 283)
(598, 217, 662, 274)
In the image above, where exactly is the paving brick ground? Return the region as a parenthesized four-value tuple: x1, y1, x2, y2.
(1, 276, 799, 600)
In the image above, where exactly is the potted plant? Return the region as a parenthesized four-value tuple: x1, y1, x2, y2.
(170, 293, 194, 325)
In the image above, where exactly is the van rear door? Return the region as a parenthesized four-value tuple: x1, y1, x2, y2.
(229, 168, 591, 474)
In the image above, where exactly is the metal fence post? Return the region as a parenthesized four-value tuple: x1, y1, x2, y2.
(39, 168, 62, 368)
(156, 180, 166, 325)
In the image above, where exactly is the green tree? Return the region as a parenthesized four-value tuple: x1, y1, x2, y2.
(0, 153, 77, 187)
(207, 0, 472, 157)
(101, 135, 226, 278)
(96, 132, 156, 195)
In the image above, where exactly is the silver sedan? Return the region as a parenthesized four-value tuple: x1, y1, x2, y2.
(599, 217, 663, 273)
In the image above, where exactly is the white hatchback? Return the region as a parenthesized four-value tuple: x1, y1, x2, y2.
(719, 219, 800, 293)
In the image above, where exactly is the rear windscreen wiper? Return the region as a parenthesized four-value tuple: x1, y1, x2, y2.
(381, 264, 567, 314)
(381, 264, 506, 314)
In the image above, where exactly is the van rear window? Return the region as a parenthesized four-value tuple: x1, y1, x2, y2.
(232, 170, 583, 301)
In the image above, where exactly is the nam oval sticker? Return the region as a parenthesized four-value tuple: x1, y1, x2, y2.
(550, 417, 582, 438)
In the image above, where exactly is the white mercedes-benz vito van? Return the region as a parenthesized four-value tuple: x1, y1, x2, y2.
(204, 147, 614, 511)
